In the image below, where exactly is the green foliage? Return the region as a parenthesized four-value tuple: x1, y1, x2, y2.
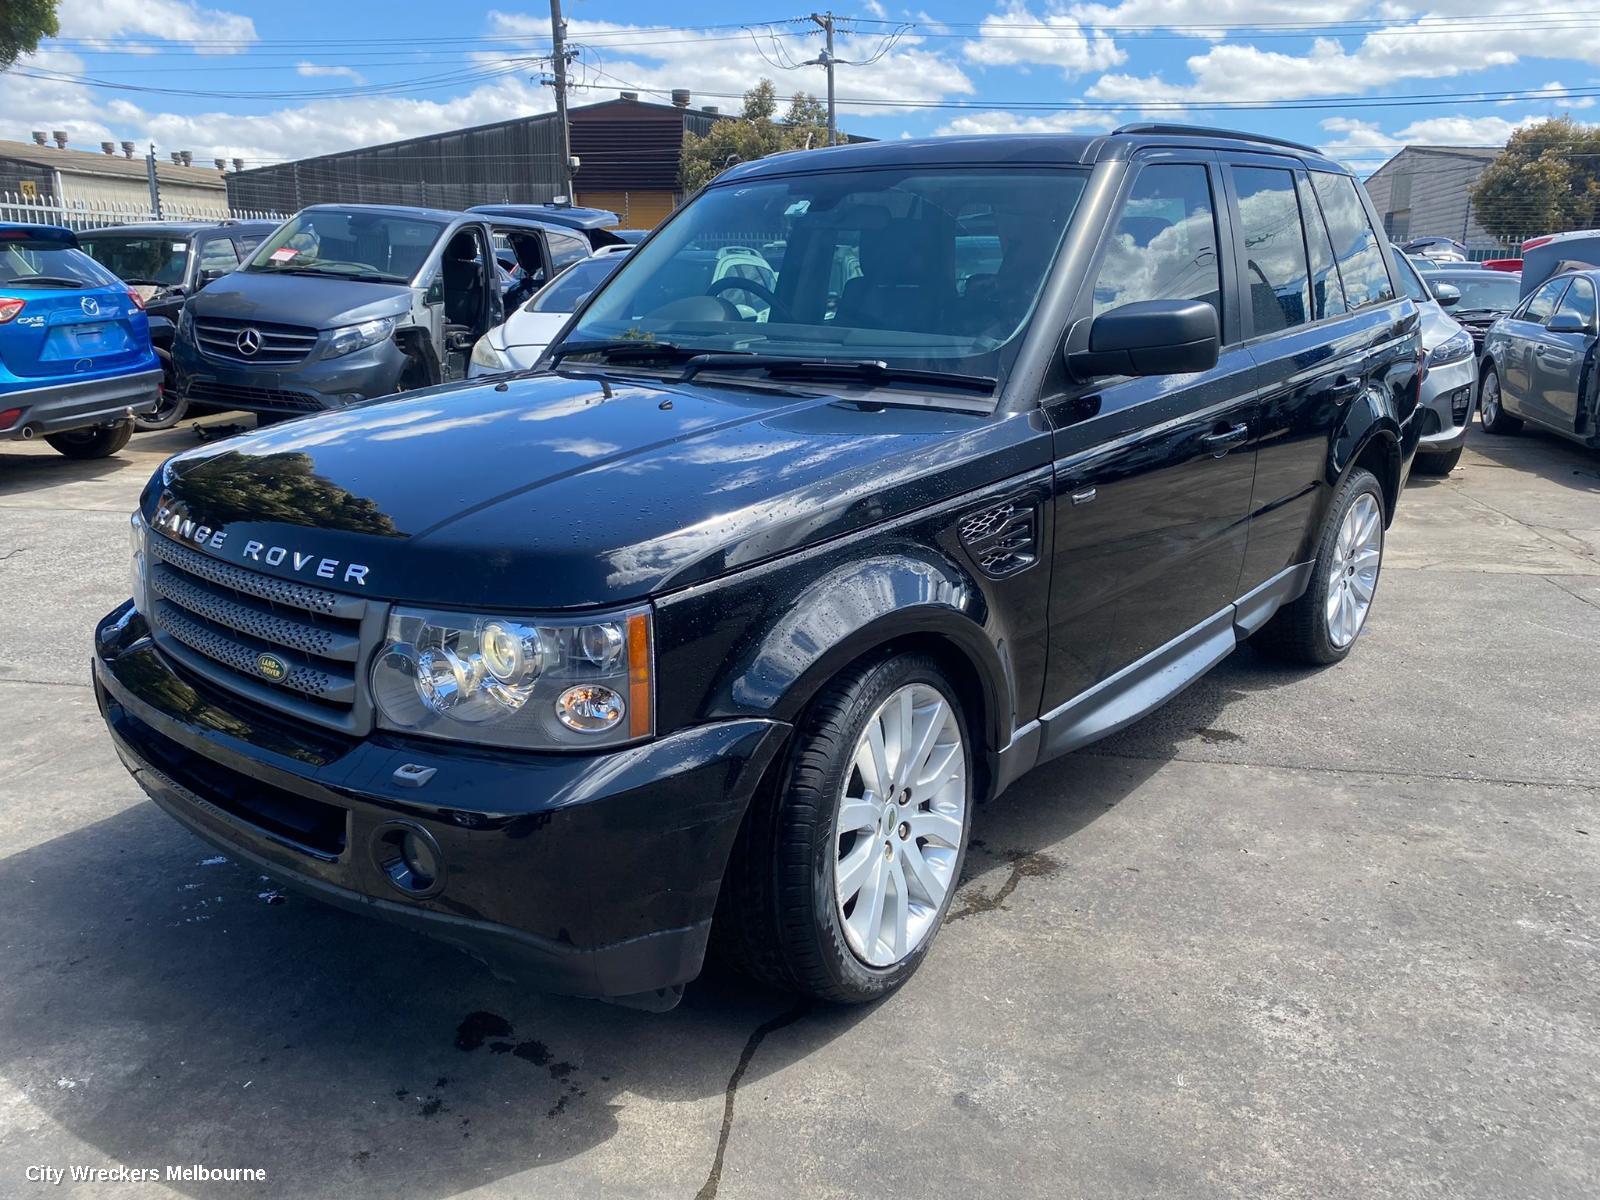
(679, 80, 835, 193)
(0, 0, 57, 71)
(1469, 118, 1600, 239)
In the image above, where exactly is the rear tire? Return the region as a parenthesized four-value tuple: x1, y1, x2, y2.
(1479, 367, 1521, 434)
(1411, 446, 1461, 476)
(134, 354, 188, 431)
(714, 652, 972, 1004)
(45, 420, 134, 460)
(1254, 466, 1385, 666)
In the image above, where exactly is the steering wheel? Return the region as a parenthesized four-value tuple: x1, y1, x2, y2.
(706, 276, 788, 321)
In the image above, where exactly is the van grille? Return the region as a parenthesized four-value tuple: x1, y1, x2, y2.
(194, 316, 320, 365)
(145, 535, 383, 734)
(184, 380, 323, 413)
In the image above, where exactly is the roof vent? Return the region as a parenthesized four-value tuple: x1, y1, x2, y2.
(213, 157, 226, 170)
(170, 151, 183, 164)
(51, 131, 68, 149)
(232, 157, 244, 172)
(31, 131, 47, 147)
(121, 140, 135, 158)
(701, 105, 719, 114)
(101, 141, 116, 156)
(619, 90, 639, 101)
(670, 88, 691, 108)
(179, 150, 193, 166)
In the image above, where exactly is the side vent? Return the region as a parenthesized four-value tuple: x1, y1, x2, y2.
(958, 498, 1040, 579)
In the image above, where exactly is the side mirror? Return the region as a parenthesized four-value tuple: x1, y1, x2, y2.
(1066, 299, 1220, 380)
(195, 269, 228, 290)
(1547, 311, 1589, 334)
(1430, 282, 1461, 308)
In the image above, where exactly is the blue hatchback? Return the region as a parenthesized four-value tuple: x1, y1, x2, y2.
(0, 223, 162, 459)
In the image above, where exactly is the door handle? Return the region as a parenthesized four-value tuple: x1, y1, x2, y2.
(1329, 375, 1362, 402)
(1534, 344, 1549, 356)
(1200, 423, 1249, 457)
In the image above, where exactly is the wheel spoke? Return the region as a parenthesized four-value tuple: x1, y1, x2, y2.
(836, 837, 878, 903)
(915, 739, 961, 794)
(889, 858, 910, 957)
(856, 723, 888, 799)
(1349, 547, 1380, 571)
(908, 809, 964, 848)
(837, 799, 879, 835)
(892, 689, 915, 788)
(847, 853, 888, 952)
(906, 698, 945, 789)
(899, 836, 946, 905)
(1350, 572, 1376, 603)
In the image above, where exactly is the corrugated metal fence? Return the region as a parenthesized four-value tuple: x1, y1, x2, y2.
(0, 191, 288, 231)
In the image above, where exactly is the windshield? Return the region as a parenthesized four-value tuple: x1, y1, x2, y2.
(528, 255, 625, 314)
(244, 210, 445, 283)
(78, 235, 189, 286)
(0, 242, 120, 289)
(565, 166, 1089, 382)
(1432, 271, 1522, 311)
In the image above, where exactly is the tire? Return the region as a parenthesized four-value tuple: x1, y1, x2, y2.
(1478, 366, 1522, 434)
(44, 420, 134, 460)
(133, 354, 188, 431)
(714, 652, 973, 1003)
(1411, 446, 1461, 476)
(1254, 466, 1385, 666)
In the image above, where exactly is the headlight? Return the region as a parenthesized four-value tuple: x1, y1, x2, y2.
(324, 316, 396, 359)
(129, 511, 149, 615)
(470, 335, 510, 372)
(1427, 329, 1473, 367)
(370, 605, 653, 750)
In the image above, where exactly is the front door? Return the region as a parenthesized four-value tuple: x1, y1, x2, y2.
(1529, 274, 1598, 434)
(1041, 154, 1258, 714)
(1501, 276, 1570, 411)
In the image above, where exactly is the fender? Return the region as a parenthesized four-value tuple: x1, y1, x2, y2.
(709, 552, 1019, 760)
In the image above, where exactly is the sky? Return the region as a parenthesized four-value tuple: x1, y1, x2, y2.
(1, 0, 1597, 178)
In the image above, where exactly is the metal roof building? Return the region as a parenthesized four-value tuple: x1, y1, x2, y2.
(1360, 145, 1504, 253)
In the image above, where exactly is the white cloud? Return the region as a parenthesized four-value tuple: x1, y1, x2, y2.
(1539, 80, 1596, 110)
(935, 109, 1118, 135)
(1318, 113, 1545, 168)
(55, 0, 257, 54)
(962, 3, 1125, 76)
(296, 63, 366, 84)
(1070, 0, 1369, 37)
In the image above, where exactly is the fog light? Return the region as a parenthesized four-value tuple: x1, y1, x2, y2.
(555, 684, 625, 733)
(374, 822, 446, 898)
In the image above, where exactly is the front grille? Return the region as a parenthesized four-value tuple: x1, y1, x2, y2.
(145, 534, 384, 734)
(184, 379, 323, 413)
(194, 316, 319, 365)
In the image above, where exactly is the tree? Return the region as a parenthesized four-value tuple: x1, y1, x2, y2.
(679, 80, 836, 192)
(1469, 117, 1600, 239)
(1, 0, 57, 71)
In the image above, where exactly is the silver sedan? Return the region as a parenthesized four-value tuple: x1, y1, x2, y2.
(1480, 269, 1600, 450)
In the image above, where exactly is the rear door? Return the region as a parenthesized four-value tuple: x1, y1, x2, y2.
(1529, 275, 1597, 434)
(1041, 151, 1258, 709)
(1233, 163, 1407, 592)
(0, 237, 145, 381)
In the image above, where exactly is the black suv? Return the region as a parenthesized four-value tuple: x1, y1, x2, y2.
(94, 125, 1421, 1010)
(77, 220, 280, 428)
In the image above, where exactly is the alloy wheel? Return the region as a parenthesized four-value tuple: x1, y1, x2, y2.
(1324, 492, 1382, 649)
(833, 682, 966, 967)
(1481, 374, 1500, 426)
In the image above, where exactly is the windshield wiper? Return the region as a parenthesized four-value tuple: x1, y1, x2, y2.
(257, 266, 405, 283)
(678, 354, 996, 394)
(548, 339, 707, 367)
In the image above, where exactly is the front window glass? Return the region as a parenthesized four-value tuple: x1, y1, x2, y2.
(527, 256, 625, 313)
(76, 235, 189, 287)
(567, 167, 1089, 381)
(1233, 166, 1312, 333)
(0, 242, 119, 288)
(1310, 172, 1395, 309)
(1093, 163, 1222, 330)
(1524, 278, 1569, 325)
(1431, 271, 1519, 312)
(1554, 277, 1596, 328)
(244, 209, 446, 282)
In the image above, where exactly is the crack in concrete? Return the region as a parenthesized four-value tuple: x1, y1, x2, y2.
(695, 1002, 812, 1200)
(1544, 575, 1600, 613)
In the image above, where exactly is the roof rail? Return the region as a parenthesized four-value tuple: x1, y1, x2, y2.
(1113, 122, 1321, 155)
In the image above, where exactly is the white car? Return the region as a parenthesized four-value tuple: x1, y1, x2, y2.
(470, 252, 629, 377)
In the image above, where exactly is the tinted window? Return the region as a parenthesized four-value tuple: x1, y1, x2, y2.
(526, 255, 624, 313)
(547, 231, 589, 269)
(0, 242, 119, 288)
(1233, 167, 1312, 334)
(196, 236, 239, 273)
(1092, 164, 1221, 329)
(1389, 248, 1432, 304)
(1296, 175, 1346, 319)
(1523, 277, 1569, 325)
(1554, 277, 1596, 328)
(1430, 271, 1520, 312)
(77, 234, 188, 286)
(1310, 172, 1395, 309)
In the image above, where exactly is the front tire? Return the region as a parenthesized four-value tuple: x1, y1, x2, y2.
(1479, 366, 1522, 434)
(715, 653, 973, 1003)
(134, 353, 189, 431)
(1255, 467, 1385, 666)
(45, 420, 134, 460)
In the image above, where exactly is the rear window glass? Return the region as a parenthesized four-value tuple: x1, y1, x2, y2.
(1297, 175, 1346, 320)
(1310, 173, 1395, 309)
(0, 242, 120, 288)
(1233, 166, 1312, 334)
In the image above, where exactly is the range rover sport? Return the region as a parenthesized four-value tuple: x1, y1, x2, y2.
(95, 125, 1421, 1010)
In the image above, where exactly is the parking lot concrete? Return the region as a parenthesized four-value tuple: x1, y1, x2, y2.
(1, 417, 1597, 1200)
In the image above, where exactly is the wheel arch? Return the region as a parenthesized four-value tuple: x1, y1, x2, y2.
(1329, 397, 1402, 527)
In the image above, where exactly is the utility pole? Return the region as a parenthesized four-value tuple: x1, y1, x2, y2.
(145, 144, 162, 219)
(809, 11, 837, 146)
(548, 0, 576, 201)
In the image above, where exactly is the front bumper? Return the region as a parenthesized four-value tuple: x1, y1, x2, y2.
(174, 335, 410, 414)
(1417, 354, 1477, 454)
(94, 602, 788, 1006)
(0, 367, 162, 439)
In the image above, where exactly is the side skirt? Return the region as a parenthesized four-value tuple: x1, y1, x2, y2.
(990, 561, 1313, 792)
